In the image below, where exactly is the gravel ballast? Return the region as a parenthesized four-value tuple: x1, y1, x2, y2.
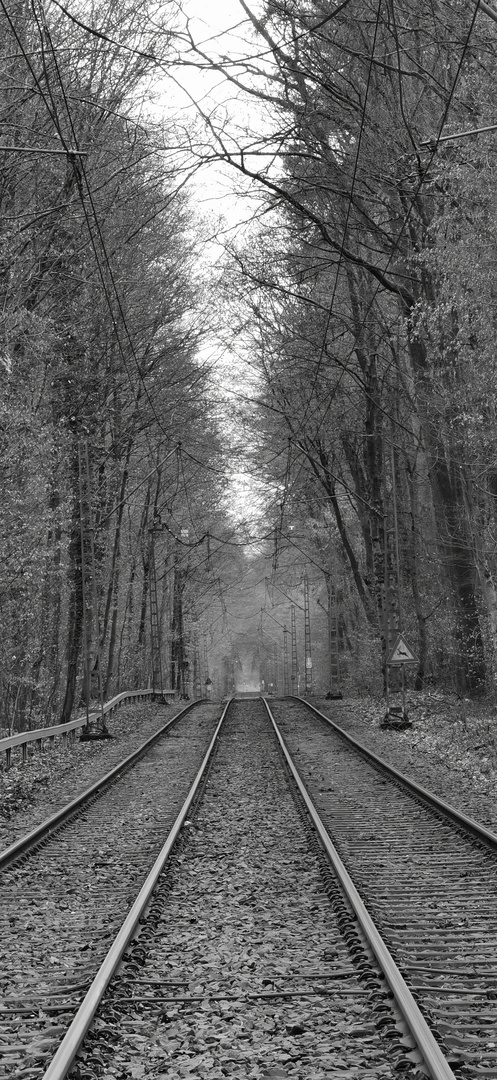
(1, 692, 483, 1078)
(83, 699, 413, 1080)
(274, 697, 497, 1076)
(4, 693, 497, 849)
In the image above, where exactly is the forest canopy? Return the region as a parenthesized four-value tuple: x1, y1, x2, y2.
(2, 0, 497, 729)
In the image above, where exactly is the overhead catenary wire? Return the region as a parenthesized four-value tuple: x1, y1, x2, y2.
(237, 3, 492, 563)
(10, 0, 488, 464)
(0, 3, 354, 683)
(3, 4, 486, 626)
(2, 41, 228, 601)
(97, 445, 179, 528)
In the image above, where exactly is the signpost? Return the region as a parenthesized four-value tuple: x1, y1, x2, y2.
(382, 423, 418, 727)
(385, 633, 418, 726)
(386, 634, 418, 667)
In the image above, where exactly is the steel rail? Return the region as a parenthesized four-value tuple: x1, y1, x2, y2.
(263, 697, 457, 1080)
(294, 696, 497, 850)
(0, 700, 200, 870)
(41, 698, 231, 1080)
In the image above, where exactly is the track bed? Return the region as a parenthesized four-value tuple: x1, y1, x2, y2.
(62, 700, 430, 1080)
(5, 696, 490, 1079)
(0, 702, 220, 1078)
(274, 698, 497, 1077)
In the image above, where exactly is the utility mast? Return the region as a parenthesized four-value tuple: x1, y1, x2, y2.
(283, 625, 289, 695)
(192, 630, 201, 698)
(327, 574, 341, 697)
(148, 523, 164, 699)
(291, 605, 298, 694)
(272, 641, 279, 694)
(383, 431, 401, 666)
(383, 421, 415, 724)
(303, 572, 312, 694)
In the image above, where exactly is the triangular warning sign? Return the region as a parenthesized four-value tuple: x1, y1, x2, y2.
(386, 633, 418, 666)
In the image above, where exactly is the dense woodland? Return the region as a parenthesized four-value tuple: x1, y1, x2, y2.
(1, 0, 497, 731)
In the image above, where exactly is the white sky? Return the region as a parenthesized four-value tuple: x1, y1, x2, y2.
(161, 0, 265, 225)
(156, 1, 270, 532)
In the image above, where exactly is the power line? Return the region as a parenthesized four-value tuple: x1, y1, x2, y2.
(4, 2, 222, 565)
(97, 445, 179, 528)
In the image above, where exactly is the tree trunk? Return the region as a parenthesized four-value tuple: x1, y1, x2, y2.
(304, 438, 378, 626)
(59, 484, 84, 724)
(429, 442, 485, 693)
(405, 455, 428, 690)
(408, 339, 486, 695)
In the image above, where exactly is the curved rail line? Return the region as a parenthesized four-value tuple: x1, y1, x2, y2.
(274, 696, 497, 1077)
(42, 701, 229, 1080)
(0, 700, 221, 1079)
(264, 698, 456, 1080)
(291, 696, 497, 849)
(28, 696, 459, 1080)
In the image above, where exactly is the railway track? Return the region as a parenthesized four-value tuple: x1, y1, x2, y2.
(274, 697, 497, 1078)
(0, 695, 461, 1080)
(3, 694, 496, 1079)
(0, 700, 221, 1078)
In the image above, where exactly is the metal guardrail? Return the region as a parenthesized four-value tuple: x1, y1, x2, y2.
(0, 688, 176, 768)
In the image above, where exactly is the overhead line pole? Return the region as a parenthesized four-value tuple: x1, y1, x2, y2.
(83, 441, 105, 731)
(0, 145, 88, 155)
(78, 440, 106, 734)
(78, 445, 91, 734)
(148, 527, 164, 700)
(283, 626, 289, 696)
(478, 0, 497, 24)
(419, 122, 497, 148)
(291, 605, 299, 695)
(304, 573, 312, 695)
(327, 575, 341, 699)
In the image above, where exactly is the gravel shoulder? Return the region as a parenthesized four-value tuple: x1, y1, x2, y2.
(0, 700, 200, 849)
(311, 692, 497, 833)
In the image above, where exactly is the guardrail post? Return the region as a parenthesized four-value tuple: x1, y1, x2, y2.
(22, 743, 27, 763)
(6, 747, 11, 769)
